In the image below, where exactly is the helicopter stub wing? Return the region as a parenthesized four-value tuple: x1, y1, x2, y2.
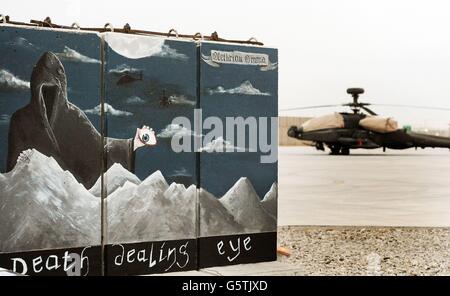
(288, 125, 341, 142)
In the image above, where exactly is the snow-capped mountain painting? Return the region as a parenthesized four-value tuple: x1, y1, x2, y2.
(89, 163, 141, 196)
(0, 148, 277, 252)
(105, 169, 197, 243)
(101, 161, 277, 239)
(199, 189, 244, 236)
(220, 177, 275, 232)
(261, 183, 277, 219)
(0, 149, 100, 252)
(198, 180, 278, 237)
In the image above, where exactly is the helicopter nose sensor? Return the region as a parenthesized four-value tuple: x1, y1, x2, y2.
(288, 126, 301, 137)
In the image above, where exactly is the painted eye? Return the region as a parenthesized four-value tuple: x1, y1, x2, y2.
(141, 133, 150, 143)
(139, 128, 156, 145)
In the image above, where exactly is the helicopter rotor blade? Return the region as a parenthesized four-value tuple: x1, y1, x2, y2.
(360, 105, 377, 116)
(372, 104, 450, 112)
(279, 104, 343, 112)
(280, 102, 450, 113)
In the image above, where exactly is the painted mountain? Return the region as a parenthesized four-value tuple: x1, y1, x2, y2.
(199, 189, 244, 236)
(103, 168, 197, 243)
(221, 178, 275, 231)
(101, 165, 277, 239)
(199, 178, 277, 237)
(261, 183, 277, 219)
(0, 149, 277, 252)
(89, 162, 141, 196)
(0, 149, 100, 252)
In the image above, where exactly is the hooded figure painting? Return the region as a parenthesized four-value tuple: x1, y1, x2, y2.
(6, 52, 156, 188)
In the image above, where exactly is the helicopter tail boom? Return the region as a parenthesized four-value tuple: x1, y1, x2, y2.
(408, 132, 450, 149)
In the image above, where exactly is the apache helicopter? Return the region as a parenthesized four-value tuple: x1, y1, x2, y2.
(287, 88, 450, 155)
(116, 69, 143, 86)
(159, 89, 172, 107)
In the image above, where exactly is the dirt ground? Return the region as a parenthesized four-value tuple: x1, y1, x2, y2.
(277, 225, 450, 275)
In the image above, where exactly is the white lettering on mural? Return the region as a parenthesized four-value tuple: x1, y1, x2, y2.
(111, 241, 190, 272)
(210, 50, 269, 66)
(10, 247, 91, 275)
(216, 236, 252, 262)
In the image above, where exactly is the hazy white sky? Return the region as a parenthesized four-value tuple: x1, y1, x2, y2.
(3, 0, 450, 128)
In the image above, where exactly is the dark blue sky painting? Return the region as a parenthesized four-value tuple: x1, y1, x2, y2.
(0, 26, 278, 198)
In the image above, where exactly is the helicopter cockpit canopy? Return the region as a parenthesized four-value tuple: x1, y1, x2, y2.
(359, 116, 398, 133)
(302, 112, 345, 132)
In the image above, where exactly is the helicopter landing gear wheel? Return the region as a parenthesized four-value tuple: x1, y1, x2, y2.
(341, 147, 350, 155)
(315, 142, 325, 151)
(329, 145, 341, 155)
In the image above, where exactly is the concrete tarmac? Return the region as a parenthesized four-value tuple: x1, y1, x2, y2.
(278, 146, 450, 227)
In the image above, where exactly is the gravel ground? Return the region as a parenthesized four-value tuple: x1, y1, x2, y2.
(277, 225, 450, 275)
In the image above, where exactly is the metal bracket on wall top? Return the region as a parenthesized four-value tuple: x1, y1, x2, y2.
(0, 15, 264, 45)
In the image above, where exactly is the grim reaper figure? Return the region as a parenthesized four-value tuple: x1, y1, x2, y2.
(6, 52, 156, 188)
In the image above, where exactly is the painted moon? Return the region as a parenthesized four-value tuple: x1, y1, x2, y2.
(104, 32, 164, 59)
